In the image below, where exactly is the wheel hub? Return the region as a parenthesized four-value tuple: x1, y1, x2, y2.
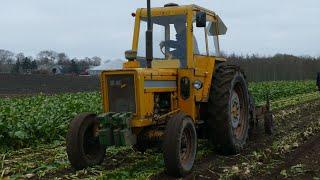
(231, 90, 241, 129)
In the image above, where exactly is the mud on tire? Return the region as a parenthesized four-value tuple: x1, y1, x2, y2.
(207, 63, 250, 155)
(66, 113, 106, 170)
(163, 113, 197, 177)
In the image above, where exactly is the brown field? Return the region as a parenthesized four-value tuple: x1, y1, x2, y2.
(153, 100, 320, 179)
(0, 74, 99, 97)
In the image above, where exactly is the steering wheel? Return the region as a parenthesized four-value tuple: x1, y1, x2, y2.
(160, 42, 173, 59)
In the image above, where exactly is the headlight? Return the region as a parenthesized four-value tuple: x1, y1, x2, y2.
(193, 80, 203, 90)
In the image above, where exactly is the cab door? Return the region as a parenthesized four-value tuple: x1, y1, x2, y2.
(192, 20, 221, 102)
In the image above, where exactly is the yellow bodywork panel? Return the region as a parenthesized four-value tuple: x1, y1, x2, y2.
(143, 68, 177, 80)
(100, 70, 140, 115)
(152, 59, 180, 69)
(194, 55, 216, 102)
(139, 5, 190, 17)
(143, 92, 154, 117)
(139, 5, 218, 18)
(100, 68, 179, 128)
(123, 61, 140, 69)
(178, 69, 196, 121)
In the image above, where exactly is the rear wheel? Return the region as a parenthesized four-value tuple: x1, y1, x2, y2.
(163, 113, 197, 177)
(66, 113, 106, 170)
(207, 64, 250, 154)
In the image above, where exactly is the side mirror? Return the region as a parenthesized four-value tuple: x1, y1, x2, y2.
(125, 50, 137, 61)
(196, 11, 206, 27)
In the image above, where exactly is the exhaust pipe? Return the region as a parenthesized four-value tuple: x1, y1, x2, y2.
(146, 0, 153, 68)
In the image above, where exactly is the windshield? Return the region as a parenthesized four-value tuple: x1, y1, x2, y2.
(137, 15, 187, 67)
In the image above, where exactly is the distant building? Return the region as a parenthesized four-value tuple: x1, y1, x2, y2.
(50, 65, 63, 74)
(88, 60, 125, 76)
(37, 64, 63, 75)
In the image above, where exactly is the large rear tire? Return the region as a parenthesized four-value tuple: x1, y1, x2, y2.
(163, 113, 197, 177)
(207, 64, 250, 155)
(66, 113, 106, 170)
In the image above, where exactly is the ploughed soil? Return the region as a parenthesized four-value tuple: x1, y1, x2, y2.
(153, 100, 320, 180)
(0, 74, 99, 97)
(262, 133, 320, 179)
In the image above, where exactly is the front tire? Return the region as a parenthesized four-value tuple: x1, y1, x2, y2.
(207, 64, 250, 155)
(163, 113, 197, 177)
(66, 113, 106, 170)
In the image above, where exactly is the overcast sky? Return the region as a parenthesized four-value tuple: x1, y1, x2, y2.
(0, 0, 319, 60)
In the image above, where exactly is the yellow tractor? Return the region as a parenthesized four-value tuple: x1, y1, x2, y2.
(66, 2, 273, 177)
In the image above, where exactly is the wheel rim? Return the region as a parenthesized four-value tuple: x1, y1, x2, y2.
(180, 126, 193, 165)
(231, 84, 247, 140)
(83, 122, 101, 158)
(231, 90, 241, 129)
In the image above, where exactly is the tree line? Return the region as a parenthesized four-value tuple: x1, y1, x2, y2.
(0, 49, 101, 74)
(1, 49, 319, 81)
(225, 54, 320, 82)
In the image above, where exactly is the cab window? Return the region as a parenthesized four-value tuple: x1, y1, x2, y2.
(192, 22, 207, 56)
(207, 22, 221, 56)
(137, 15, 187, 67)
(193, 19, 221, 56)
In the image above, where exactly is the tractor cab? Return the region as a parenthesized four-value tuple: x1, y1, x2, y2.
(124, 4, 227, 69)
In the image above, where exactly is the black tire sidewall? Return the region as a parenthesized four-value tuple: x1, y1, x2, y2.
(163, 113, 197, 177)
(179, 118, 197, 172)
(66, 113, 105, 169)
(78, 116, 105, 166)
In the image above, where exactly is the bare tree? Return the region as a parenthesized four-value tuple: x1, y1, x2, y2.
(91, 56, 102, 66)
(0, 49, 14, 64)
(37, 50, 58, 65)
(57, 53, 69, 64)
(16, 53, 25, 61)
(0, 49, 15, 73)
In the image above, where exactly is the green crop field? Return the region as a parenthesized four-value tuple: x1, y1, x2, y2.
(1, 80, 320, 179)
(249, 80, 317, 104)
(0, 80, 318, 150)
(0, 92, 102, 149)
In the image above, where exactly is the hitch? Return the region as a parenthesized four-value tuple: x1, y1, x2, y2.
(254, 92, 275, 135)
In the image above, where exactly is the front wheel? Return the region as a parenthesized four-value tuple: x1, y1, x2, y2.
(66, 113, 106, 170)
(163, 113, 197, 177)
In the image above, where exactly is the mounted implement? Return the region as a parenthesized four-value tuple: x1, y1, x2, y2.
(66, 2, 273, 177)
(317, 72, 320, 91)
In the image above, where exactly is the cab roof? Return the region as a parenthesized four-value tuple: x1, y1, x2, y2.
(138, 4, 227, 35)
(139, 4, 217, 17)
